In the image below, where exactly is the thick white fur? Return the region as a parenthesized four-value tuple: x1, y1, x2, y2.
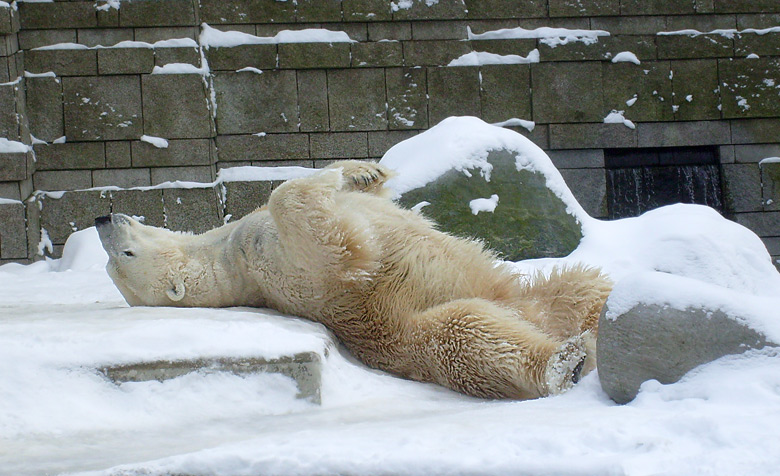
(98, 161, 612, 400)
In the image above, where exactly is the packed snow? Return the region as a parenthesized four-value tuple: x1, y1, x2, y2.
(448, 49, 540, 66)
(603, 110, 636, 129)
(611, 51, 641, 65)
(2, 118, 780, 476)
(467, 26, 610, 48)
(139, 135, 169, 149)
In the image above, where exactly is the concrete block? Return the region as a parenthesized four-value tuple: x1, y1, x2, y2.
(737, 13, 780, 30)
(402, 40, 472, 66)
(546, 149, 605, 169)
(33, 170, 92, 192)
(162, 187, 222, 234)
(0, 152, 31, 182)
(516, 124, 549, 149)
(131, 139, 212, 167)
(204, 44, 277, 71)
(549, 0, 619, 16)
(310, 132, 368, 159)
(34, 142, 105, 171)
(549, 123, 637, 149)
(98, 47, 155, 75)
(216, 134, 309, 162)
(598, 298, 773, 404)
(63, 75, 142, 141)
(559, 168, 607, 218)
(343, 0, 392, 21)
(110, 188, 165, 227)
(620, 0, 695, 15)
(77, 28, 134, 48)
(223, 180, 273, 222)
(0, 6, 14, 36)
(0, 182, 21, 201)
(278, 42, 351, 69)
(392, 0, 467, 20)
(200, 0, 295, 24)
(479, 64, 531, 125)
(735, 212, 780, 238)
(714, 0, 780, 13)
(24, 49, 98, 76)
(295, 0, 342, 22)
(590, 16, 665, 35)
(367, 21, 411, 41)
(532, 62, 604, 124)
(761, 162, 780, 212)
(465, 0, 546, 19)
(734, 144, 780, 163)
(657, 34, 734, 60)
(0, 82, 20, 140)
(297, 69, 329, 133)
(427, 66, 480, 126)
(368, 130, 417, 157)
(37, 191, 110, 245)
(18, 29, 76, 50)
(93, 168, 151, 188)
(0, 201, 26, 259)
(101, 352, 322, 403)
(670, 59, 721, 121)
(18, 1, 98, 30)
(539, 35, 656, 63)
(133, 26, 198, 43)
(119, 0, 197, 27)
(731, 118, 780, 145)
(665, 14, 736, 32)
(719, 58, 780, 119)
(142, 74, 213, 139)
(213, 70, 299, 134)
(601, 61, 673, 123)
(97, 5, 120, 28)
(154, 46, 201, 67)
(637, 121, 731, 148)
(351, 41, 403, 67)
(386, 67, 428, 130)
(106, 141, 132, 168)
(411, 21, 468, 40)
(734, 31, 780, 58)
(151, 165, 214, 185)
(721, 163, 763, 213)
(719, 145, 735, 164)
(327, 68, 387, 131)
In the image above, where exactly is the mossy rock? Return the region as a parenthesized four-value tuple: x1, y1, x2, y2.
(397, 149, 583, 261)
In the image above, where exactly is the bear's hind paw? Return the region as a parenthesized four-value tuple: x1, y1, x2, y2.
(544, 335, 588, 396)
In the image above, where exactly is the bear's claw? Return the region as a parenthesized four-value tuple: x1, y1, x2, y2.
(544, 335, 588, 396)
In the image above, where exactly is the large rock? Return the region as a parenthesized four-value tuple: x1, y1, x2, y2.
(598, 272, 779, 404)
(382, 117, 587, 261)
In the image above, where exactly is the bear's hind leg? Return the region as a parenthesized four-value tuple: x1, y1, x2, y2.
(398, 298, 588, 400)
(323, 160, 394, 196)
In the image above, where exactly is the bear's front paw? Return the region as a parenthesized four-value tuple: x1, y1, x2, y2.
(326, 160, 394, 194)
(544, 335, 588, 396)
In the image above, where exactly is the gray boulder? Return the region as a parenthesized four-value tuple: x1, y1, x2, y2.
(598, 290, 776, 404)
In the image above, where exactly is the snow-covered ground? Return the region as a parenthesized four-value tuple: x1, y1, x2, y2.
(2, 118, 780, 476)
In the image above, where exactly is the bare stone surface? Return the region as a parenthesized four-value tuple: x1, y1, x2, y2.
(598, 299, 774, 404)
(213, 71, 299, 135)
(142, 74, 213, 139)
(63, 76, 142, 141)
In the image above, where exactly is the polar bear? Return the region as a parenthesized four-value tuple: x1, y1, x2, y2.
(96, 160, 612, 400)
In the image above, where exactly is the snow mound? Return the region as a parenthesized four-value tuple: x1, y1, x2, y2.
(379, 116, 589, 222)
(55, 226, 108, 272)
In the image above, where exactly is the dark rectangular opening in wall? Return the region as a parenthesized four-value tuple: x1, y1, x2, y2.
(605, 146, 723, 220)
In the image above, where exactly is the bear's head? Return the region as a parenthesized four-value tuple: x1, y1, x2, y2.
(95, 213, 191, 306)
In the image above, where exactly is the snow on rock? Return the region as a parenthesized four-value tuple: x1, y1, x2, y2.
(759, 157, 780, 165)
(151, 63, 207, 75)
(140, 135, 169, 149)
(469, 194, 499, 215)
(603, 109, 636, 129)
(611, 51, 640, 64)
(448, 49, 540, 66)
(0, 138, 32, 153)
(217, 165, 317, 183)
(380, 116, 588, 222)
(468, 25, 610, 47)
(236, 66, 263, 74)
(199, 23, 354, 49)
(491, 117, 535, 132)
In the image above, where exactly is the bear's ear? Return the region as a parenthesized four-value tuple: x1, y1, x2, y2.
(166, 277, 186, 302)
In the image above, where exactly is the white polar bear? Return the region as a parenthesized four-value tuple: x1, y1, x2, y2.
(96, 160, 612, 400)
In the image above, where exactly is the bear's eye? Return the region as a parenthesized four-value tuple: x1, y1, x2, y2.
(123, 250, 135, 257)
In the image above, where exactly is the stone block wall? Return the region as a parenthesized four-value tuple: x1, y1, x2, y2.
(0, 0, 779, 269)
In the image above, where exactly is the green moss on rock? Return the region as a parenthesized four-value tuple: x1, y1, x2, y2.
(397, 150, 583, 261)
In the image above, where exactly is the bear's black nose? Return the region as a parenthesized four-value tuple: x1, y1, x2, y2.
(95, 215, 112, 227)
